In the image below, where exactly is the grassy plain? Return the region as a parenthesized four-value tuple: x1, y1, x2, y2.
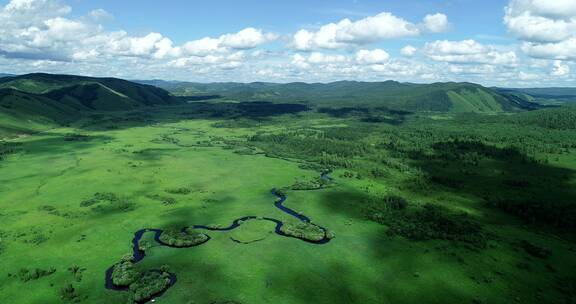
(0, 104, 575, 304)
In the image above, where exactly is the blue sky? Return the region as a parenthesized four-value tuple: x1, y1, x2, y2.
(0, 0, 574, 86)
(66, 0, 507, 41)
(66, 0, 513, 52)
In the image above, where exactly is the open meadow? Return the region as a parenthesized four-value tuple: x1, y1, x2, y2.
(1, 102, 575, 304)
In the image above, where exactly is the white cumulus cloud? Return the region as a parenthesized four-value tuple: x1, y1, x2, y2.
(505, 0, 576, 60)
(520, 38, 576, 61)
(219, 28, 277, 49)
(421, 13, 450, 33)
(424, 40, 517, 65)
(356, 49, 390, 64)
(401, 45, 417, 57)
(0, 0, 276, 62)
(291, 11, 449, 51)
(1, 0, 575, 86)
(291, 52, 349, 69)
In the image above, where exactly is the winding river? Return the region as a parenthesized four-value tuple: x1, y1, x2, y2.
(105, 173, 332, 303)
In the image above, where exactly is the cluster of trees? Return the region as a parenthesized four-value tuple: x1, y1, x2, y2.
(127, 271, 172, 303)
(57, 265, 85, 301)
(147, 194, 177, 206)
(279, 222, 332, 242)
(378, 115, 576, 160)
(248, 129, 371, 169)
(111, 256, 172, 303)
(291, 177, 330, 191)
(80, 192, 120, 207)
(486, 198, 575, 231)
(112, 258, 139, 287)
(396, 138, 576, 233)
(158, 229, 209, 248)
(430, 140, 524, 162)
(68, 265, 85, 283)
(511, 106, 576, 130)
(364, 195, 409, 218)
(318, 106, 409, 124)
(13, 267, 56, 282)
(317, 152, 354, 168)
(244, 115, 574, 179)
(60, 283, 79, 302)
(367, 199, 487, 248)
(80, 192, 135, 213)
(91, 200, 135, 213)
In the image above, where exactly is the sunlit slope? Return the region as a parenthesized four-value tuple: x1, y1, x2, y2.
(446, 87, 510, 113)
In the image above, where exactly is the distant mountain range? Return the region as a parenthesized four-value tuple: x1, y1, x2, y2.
(139, 79, 542, 113)
(495, 87, 576, 106)
(1, 72, 574, 139)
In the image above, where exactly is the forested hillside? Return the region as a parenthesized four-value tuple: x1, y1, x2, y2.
(496, 87, 576, 105)
(145, 80, 541, 113)
(0, 74, 178, 138)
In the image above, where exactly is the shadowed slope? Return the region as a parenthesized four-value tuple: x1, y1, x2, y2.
(0, 73, 180, 138)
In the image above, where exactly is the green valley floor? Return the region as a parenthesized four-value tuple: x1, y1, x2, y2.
(0, 105, 575, 304)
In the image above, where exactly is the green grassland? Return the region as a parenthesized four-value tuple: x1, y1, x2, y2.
(0, 100, 575, 304)
(1, 74, 576, 304)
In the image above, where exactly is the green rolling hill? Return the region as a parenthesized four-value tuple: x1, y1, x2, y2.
(0, 88, 78, 138)
(143, 80, 540, 113)
(1, 73, 549, 139)
(496, 87, 576, 106)
(0, 73, 178, 139)
(0, 73, 174, 106)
